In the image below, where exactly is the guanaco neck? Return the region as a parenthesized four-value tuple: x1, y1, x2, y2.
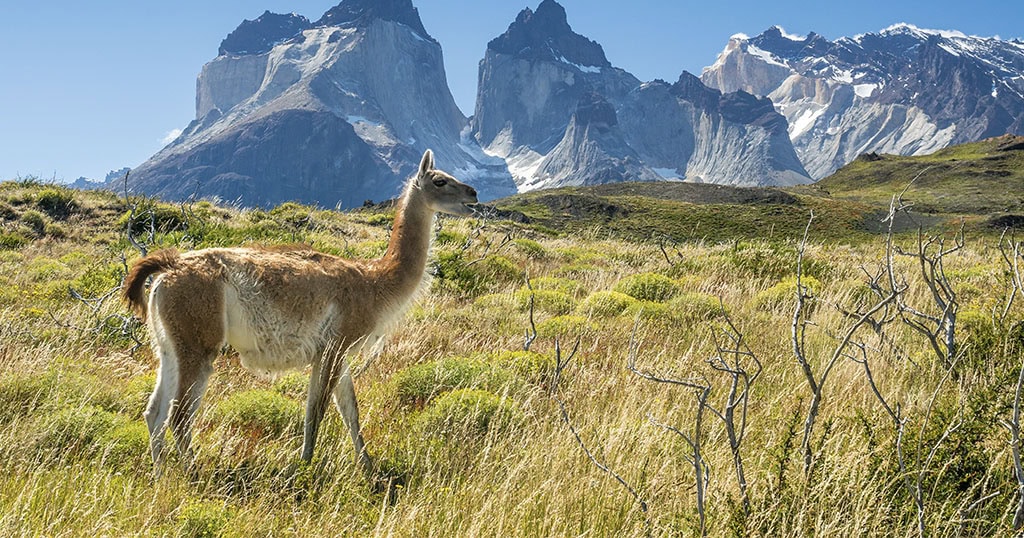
(372, 181, 434, 298)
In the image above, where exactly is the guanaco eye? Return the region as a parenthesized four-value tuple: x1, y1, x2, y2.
(432, 178, 448, 187)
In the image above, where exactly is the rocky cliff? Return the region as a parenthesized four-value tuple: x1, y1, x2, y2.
(130, 0, 516, 208)
(472, 0, 811, 190)
(702, 25, 1024, 178)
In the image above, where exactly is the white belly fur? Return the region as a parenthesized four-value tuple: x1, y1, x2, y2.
(222, 284, 339, 375)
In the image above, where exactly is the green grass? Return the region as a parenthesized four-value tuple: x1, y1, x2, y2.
(812, 134, 1024, 215)
(0, 173, 1021, 536)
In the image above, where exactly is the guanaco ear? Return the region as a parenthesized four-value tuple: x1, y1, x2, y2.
(418, 149, 434, 177)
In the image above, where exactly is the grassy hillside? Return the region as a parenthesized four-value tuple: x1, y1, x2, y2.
(492, 135, 1024, 242)
(0, 174, 1022, 536)
(810, 134, 1024, 215)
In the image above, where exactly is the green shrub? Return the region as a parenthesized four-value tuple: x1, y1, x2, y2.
(272, 372, 310, 400)
(537, 315, 597, 338)
(624, 301, 673, 323)
(490, 350, 555, 383)
(363, 213, 392, 227)
(577, 290, 638, 317)
(753, 275, 823, 311)
(117, 201, 188, 235)
(35, 187, 78, 219)
(436, 229, 468, 246)
(512, 238, 547, 259)
(0, 369, 123, 423)
(97, 420, 149, 467)
(177, 499, 232, 538)
(473, 292, 518, 311)
(416, 389, 520, 438)
(514, 288, 575, 315)
(667, 292, 722, 321)
(434, 252, 523, 297)
(0, 231, 29, 250)
(0, 371, 59, 423)
(958, 309, 1000, 368)
(530, 276, 584, 296)
(613, 273, 680, 302)
(392, 357, 512, 407)
(33, 405, 123, 460)
(210, 390, 302, 438)
(20, 209, 47, 235)
(723, 242, 829, 280)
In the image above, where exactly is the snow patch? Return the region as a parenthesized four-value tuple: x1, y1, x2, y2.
(833, 69, 854, 84)
(730, 33, 750, 41)
(789, 106, 825, 138)
(775, 26, 805, 41)
(746, 44, 789, 68)
(881, 23, 968, 40)
(854, 83, 878, 98)
(555, 53, 602, 73)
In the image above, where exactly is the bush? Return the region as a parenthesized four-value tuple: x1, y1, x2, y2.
(537, 315, 597, 338)
(392, 357, 512, 407)
(35, 187, 78, 219)
(530, 276, 584, 297)
(177, 499, 232, 538)
(753, 275, 823, 311)
(613, 273, 680, 302)
(490, 350, 555, 383)
(20, 209, 47, 235)
(434, 252, 523, 297)
(512, 238, 547, 259)
(210, 390, 302, 438)
(416, 389, 520, 438)
(117, 201, 188, 235)
(958, 309, 1000, 368)
(97, 420, 149, 467)
(272, 372, 309, 400)
(0, 231, 29, 250)
(577, 290, 638, 317)
(33, 405, 123, 460)
(513, 288, 575, 315)
(667, 292, 722, 321)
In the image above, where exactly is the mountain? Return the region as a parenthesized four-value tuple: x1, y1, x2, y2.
(471, 0, 811, 191)
(702, 24, 1024, 178)
(128, 0, 516, 208)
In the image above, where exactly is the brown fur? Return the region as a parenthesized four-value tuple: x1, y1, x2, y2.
(123, 150, 479, 474)
(123, 249, 180, 319)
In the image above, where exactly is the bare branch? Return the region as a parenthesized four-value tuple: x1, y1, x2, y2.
(550, 336, 648, 515)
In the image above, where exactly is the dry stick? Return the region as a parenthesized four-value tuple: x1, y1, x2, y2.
(888, 177, 964, 370)
(997, 229, 1023, 322)
(122, 170, 150, 259)
(625, 319, 712, 535)
(649, 405, 711, 537)
(550, 337, 650, 517)
(793, 210, 902, 474)
(1001, 355, 1024, 529)
(706, 299, 762, 515)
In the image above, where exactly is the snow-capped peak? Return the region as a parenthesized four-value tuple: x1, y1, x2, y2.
(877, 23, 969, 40)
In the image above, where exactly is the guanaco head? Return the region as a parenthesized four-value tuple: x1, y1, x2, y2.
(415, 149, 478, 217)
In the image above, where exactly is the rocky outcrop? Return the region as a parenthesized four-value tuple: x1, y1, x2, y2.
(475, 2, 811, 189)
(218, 11, 311, 56)
(702, 25, 1024, 178)
(473, 1, 811, 190)
(131, 0, 516, 208)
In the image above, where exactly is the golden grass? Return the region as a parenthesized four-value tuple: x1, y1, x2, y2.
(0, 182, 1020, 536)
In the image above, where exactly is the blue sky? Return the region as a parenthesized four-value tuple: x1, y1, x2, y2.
(1, 0, 1021, 183)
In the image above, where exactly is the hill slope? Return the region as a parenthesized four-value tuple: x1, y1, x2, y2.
(490, 135, 1024, 240)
